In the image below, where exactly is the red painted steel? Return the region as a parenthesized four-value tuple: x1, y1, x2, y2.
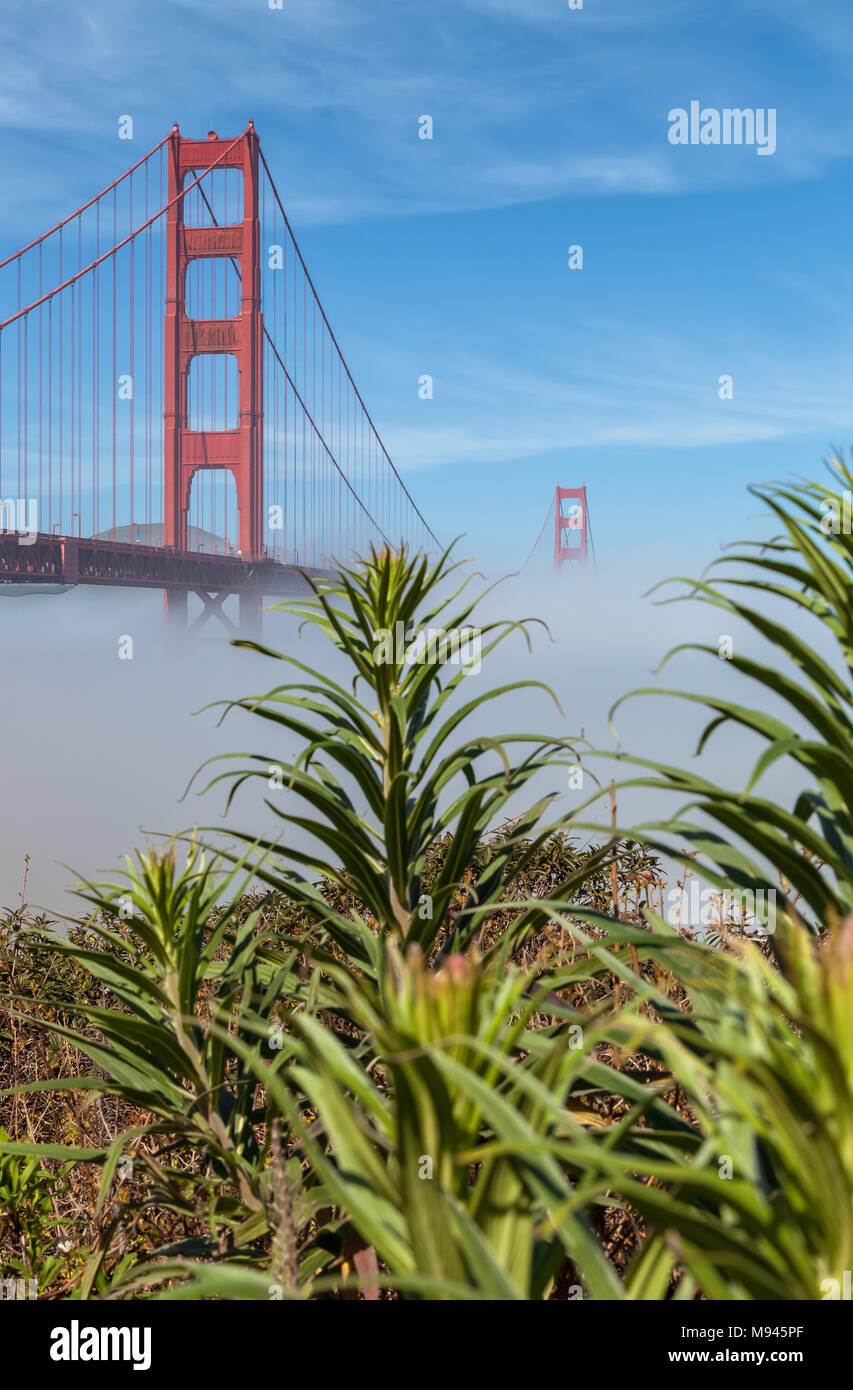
(554, 485, 588, 569)
(0, 121, 438, 633)
(0, 133, 172, 275)
(0, 530, 322, 593)
(163, 124, 264, 557)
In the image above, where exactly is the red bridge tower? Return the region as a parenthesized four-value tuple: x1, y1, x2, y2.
(163, 124, 264, 557)
(554, 485, 588, 569)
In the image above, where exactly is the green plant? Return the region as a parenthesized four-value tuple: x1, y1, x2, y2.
(551, 457, 853, 1298)
(515, 904, 853, 1301)
(0, 839, 333, 1293)
(596, 453, 853, 935)
(245, 937, 631, 1300)
(3, 545, 674, 1299)
(189, 544, 610, 969)
(9, 475, 853, 1303)
(0, 1130, 70, 1293)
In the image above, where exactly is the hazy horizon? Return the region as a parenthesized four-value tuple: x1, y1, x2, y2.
(1, 519, 814, 922)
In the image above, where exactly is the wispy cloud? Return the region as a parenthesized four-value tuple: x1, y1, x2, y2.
(2, 0, 851, 234)
(374, 323, 853, 473)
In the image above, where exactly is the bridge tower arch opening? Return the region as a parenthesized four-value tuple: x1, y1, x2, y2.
(185, 462, 240, 555)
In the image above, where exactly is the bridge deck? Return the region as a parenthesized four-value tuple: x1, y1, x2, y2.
(0, 533, 330, 595)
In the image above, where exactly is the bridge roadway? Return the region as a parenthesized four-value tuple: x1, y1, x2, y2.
(0, 532, 330, 634)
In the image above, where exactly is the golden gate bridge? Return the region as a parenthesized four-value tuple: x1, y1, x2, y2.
(0, 122, 439, 635)
(522, 485, 596, 572)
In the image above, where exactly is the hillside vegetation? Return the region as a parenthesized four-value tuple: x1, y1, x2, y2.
(2, 458, 853, 1301)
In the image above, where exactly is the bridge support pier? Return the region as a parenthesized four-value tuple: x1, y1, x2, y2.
(190, 590, 239, 636)
(161, 584, 263, 638)
(163, 588, 188, 627)
(238, 580, 264, 640)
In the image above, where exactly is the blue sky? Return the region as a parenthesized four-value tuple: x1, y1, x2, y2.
(2, 0, 853, 580)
